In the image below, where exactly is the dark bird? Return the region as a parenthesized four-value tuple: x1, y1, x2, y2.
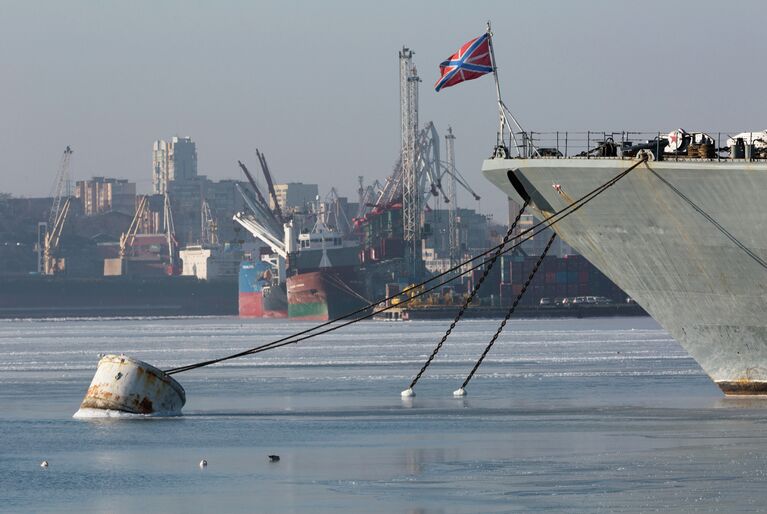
(268, 455, 280, 462)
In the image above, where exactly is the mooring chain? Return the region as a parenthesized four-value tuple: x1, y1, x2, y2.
(401, 200, 530, 396)
(166, 156, 646, 377)
(454, 232, 557, 396)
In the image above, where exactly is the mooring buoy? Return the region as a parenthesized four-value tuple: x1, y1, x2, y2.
(74, 354, 185, 417)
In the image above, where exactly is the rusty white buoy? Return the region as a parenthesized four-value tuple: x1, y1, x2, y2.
(74, 354, 185, 417)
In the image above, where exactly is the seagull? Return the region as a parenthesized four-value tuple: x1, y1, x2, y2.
(268, 455, 280, 462)
(40, 460, 49, 468)
(199, 459, 207, 469)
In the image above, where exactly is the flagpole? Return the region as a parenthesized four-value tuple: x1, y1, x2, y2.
(486, 22, 504, 146)
(486, 21, 521, 156)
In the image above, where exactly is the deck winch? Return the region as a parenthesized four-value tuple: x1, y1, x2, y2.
(75, 354, 185, 417)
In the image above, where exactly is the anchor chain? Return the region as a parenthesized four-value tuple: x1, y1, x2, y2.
(403, 200, 530, 394)
(455, 232, 557, 396)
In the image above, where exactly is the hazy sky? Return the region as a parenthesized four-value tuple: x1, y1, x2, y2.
(2, 0, 766, 221)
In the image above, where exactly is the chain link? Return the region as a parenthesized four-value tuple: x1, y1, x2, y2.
(407, 199, 530, 389)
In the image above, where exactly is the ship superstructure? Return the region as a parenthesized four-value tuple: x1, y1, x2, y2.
(286, 216, 367, 321)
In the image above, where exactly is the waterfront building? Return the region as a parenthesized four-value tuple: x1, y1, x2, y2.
(271, 183, 319, 212)
(74, 177, 136, 216)
(152, 136, 198, 194)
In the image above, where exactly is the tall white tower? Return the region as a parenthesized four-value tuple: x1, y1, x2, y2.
(445, 127, 459, 268)
(399, 47, 421, 279)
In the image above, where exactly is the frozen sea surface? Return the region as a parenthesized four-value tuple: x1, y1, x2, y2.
(2, 316, 767, 513)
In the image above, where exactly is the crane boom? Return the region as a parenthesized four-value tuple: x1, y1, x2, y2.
(236, 183, 284, 238)
(232, 212, 287, 259)
(48, 146, 73, 228)
(256, 149, 284, 225)
(120, 195, 149, 257)
(237, 160, 277, 224)
(201, 200, 218, 246)
(163, 192, 177, 269)
(42, 196, 72, 275)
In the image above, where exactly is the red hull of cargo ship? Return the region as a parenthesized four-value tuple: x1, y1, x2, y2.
(239, 260, 288, 318)
(238, 291, 289, 318)
(262, 283, 289, 318)
(238, 292, 264, 317)
(286, 269, 368, 321)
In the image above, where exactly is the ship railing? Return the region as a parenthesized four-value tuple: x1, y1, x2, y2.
(510, 130, 767, 162)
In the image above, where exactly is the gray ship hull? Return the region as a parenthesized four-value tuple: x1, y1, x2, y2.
(483, 156, 767, 395)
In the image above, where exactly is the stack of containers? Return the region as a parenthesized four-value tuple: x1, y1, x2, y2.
(498, 253, 626, 306)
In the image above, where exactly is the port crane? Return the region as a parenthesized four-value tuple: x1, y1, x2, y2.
(48, 146, 73, 229)
(163, 192, 179, 274)
(119, 195, 149, 258)
(200, 200, 218, 246)
(42, 197, 72, 275)
(400, 47, 420, 279)
(109, 193, 178, 275)
(324, 187, 351, 235)
(41, 146, 74, 275)
(371, 124, 479, 215)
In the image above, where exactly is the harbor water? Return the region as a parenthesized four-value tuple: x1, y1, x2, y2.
(3, 316, 767, 513)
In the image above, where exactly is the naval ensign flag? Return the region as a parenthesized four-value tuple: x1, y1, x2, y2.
(434, 32, 494, 92)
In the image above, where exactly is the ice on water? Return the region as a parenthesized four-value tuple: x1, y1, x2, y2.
(2, 316, 766, 513)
